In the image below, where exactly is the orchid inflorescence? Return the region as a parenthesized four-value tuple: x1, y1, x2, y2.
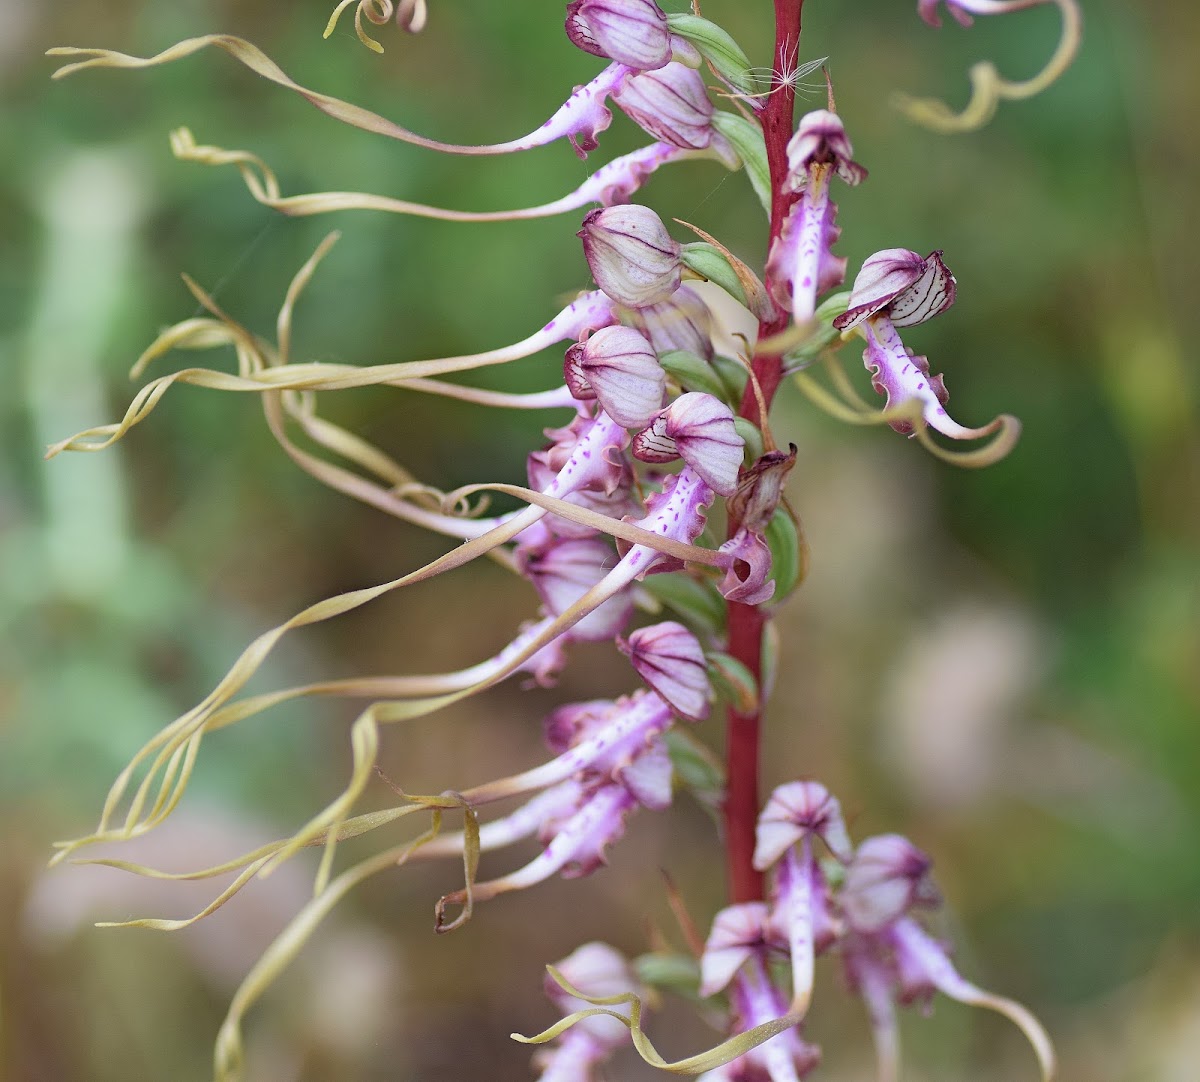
(45, 1, 1076, 1080)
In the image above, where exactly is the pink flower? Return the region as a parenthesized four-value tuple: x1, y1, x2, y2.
(618, 620, 710, 720)
(579, 205, 683, 308)
(632, 392, 743, 496)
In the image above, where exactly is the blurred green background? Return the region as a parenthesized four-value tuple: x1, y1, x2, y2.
(2, 1, 1198, 1079)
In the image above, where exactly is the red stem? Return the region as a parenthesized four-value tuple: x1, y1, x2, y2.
(723, 0, 804, 905)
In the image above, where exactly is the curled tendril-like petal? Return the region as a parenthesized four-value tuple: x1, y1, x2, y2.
(49, 472, 724, 877)
(49, 37, 627, 158)
(513, 966, 805, 1075)
(168, 128, 700, 224)
(213, 796, 476, 1082)
(50, 463, 721, 880)
(83, 803, 428, 931)
(45, 276, 613, 456)
(895, 0, 1082, 133)
(47, 246, 729, 876)
(324, 0, 393, 54)
(792, 363, 1021, 468)
(130, 298, 546, 546)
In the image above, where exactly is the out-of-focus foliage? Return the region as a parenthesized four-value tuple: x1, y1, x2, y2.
(2, 1, 1197, 1079)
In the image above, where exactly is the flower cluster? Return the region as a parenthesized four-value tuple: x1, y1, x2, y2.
(689, 783, 1053, 1082)
(43, 0, 1077, 1079)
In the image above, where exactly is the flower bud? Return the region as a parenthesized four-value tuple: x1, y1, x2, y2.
(785, 109, 867, 190)
(753, 781, 853, 870)
(632, 392, 743, 496)
(579, 205, 682, 308)
(834, 248, 956, 333)
(627, 284, 714, 360)
(618, 620, 710, 720)
(564, 326, 666, 430)
(565, 0, 673, 70)
(612, 62, 714, 151)
(841, 834, 940, 934)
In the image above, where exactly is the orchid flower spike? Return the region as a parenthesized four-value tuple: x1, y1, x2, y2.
(532, 942, 646, 1082)
(833, 249, 1017, 453)
(766, 110, 866, 323)
(900, 0, 1082, 133)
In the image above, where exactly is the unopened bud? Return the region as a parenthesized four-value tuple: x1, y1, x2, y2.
(579, 205, 683, 308)
(618, 620, 710, 720)
(565, 0, 673, 70)
(612, 62, 715, 151)
(564, 326, 666, 430)
(632, 391, 743, 496)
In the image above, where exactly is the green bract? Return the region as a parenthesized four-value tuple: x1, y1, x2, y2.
(665, 13, 758, 93)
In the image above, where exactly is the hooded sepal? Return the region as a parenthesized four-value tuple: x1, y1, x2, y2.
(785, 110, 867, 190)
(566, 0, 674, 70)
(841, 834, 940, 935)
(632, 393, 744, 496)
(613, 62, 717, 152)
(564, 325, 666, 430)
(753, 781, 853, 870)
(618, 620, 710, 720)
(580, 205, 683, 308)
(833, 249, 955, 333)
(517, 535, 635, 642)
(627, 284, 715, 360)
(699, 902, 774, 998)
